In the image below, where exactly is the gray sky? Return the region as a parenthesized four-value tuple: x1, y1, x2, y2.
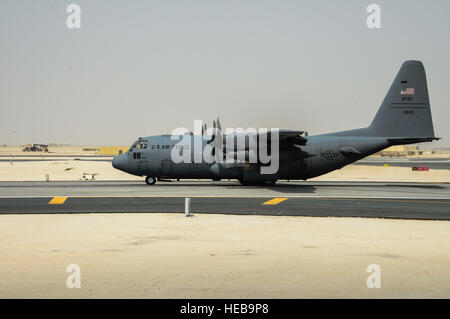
(1, 0, 449, 147)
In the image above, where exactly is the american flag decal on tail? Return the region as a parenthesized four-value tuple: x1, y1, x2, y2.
(401, 88, 415, 95)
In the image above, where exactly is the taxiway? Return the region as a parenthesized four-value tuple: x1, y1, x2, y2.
(0, 181, 448, 220)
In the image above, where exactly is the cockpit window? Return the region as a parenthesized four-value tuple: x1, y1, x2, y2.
(130, 139, 148, 150)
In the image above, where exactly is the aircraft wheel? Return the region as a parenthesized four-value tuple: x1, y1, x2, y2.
(145, 176, 156, 185)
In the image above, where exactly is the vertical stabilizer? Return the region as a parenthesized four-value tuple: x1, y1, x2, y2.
(369, 60, 435, 138)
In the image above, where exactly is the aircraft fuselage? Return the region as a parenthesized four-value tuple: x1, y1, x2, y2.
(112, 134, 390, 183)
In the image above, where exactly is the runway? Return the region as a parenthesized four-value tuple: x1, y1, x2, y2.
(353, 157, 450, 170)
(0, 181, 449, 219)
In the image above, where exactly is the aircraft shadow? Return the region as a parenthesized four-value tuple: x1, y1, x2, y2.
(134, 182, 318, 194)
(227, 185, 316, 193)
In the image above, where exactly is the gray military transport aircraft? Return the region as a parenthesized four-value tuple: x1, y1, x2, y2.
(112, 60, 439, 185)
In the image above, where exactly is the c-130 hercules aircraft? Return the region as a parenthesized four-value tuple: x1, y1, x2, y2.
(112, 61, 439, 185)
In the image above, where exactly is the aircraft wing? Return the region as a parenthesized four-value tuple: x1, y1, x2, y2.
(210, 128, 311, 160)
(258, 129, 308, 146)
(277, 129, 308, 146)
(262, 129, 311, 159)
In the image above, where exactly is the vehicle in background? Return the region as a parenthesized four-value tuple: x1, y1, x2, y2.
(22, 144, 49, 152)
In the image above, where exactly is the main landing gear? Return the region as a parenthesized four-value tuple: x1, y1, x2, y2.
(145, 176, 156, 185)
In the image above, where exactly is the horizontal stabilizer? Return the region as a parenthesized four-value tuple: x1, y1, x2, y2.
(387, 137, 440, 145)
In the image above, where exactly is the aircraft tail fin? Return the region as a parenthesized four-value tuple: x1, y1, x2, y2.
(368, 60, 436, 139)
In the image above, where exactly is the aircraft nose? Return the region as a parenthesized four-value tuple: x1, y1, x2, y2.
(112, 154, 125, 170)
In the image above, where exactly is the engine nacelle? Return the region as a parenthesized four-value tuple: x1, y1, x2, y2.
(224, 150, 256, 161)
(210, 163, 242, 179)
(241, 165, 278, 184)
(210, 163, 278, 183)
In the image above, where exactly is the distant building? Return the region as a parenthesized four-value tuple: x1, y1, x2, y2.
(98, 146, 129, 155)
(375, 145, 433, 157)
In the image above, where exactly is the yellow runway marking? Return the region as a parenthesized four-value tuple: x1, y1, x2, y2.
(263, 198, 288, 205)
(48, 197, 68, 205)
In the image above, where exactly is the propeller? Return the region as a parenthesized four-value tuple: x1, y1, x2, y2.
(208, 117, 224, 160)
(216, 117, 221, 131)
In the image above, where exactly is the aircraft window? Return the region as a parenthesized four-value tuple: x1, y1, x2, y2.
(130, 140, 148, 150)
(133, 152, 141, 159)
(136, 141, 148, 149)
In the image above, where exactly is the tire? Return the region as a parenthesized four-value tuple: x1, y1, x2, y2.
(145, 176, 156, 185)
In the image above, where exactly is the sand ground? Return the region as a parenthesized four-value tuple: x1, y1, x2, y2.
(0, 159, 136, 181)
(1, 146, 449, 298)
(0, 145, 100, 155)
(0, 159, 449, 182)
(1, 144, 449, 182)
(0, 213, 449, 298)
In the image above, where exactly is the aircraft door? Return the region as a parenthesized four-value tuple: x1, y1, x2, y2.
(132, 151, 148, 173)
(160, 160, 172, 176)
(138, 158, 148, 172)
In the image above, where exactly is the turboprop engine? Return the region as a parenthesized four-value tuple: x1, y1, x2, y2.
(209, 162, 242, 179)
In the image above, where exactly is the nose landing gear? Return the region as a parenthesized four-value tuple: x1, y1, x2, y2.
(145, 176, 156, 185)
